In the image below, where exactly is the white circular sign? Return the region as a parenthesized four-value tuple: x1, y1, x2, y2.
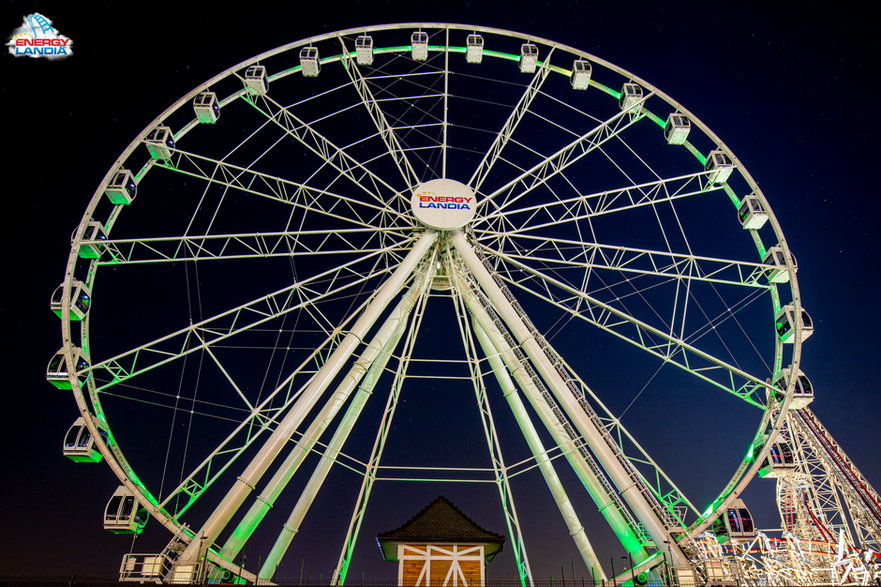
(411, 178, 477, 230)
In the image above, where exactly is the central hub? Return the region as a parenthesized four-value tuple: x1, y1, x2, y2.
(411, 178, 477, 230)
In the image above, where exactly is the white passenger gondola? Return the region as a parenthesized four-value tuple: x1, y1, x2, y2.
(243, 65, 268, 95)
(300, 46, 320, 77)
(571, 59, 592, 90)
(775, 303, 814, 344)
(519, 43, 539, 73)
(355, 35, 373, 65)
(773, 365, 814, 409)
(758, 439, 796, 478)
(705, 149, 734, 184)
(763, 245, 796, 284)
(63, 416, 105, 463)
(104, 486, 148, 534)
(618, 82, 643, 113)
(712, 498, 756, 543)
(104, 168, 137, 205)
(119, 554, 170, 581)
(738, 193, 768, 230)
(411, 31, 428, 61)
(664, 112, 691, 145)
(466, 33, 484, 64)
(46, 346, 89, 390)
(193, 91, 219, 124)
(50, 279, 91, 321)
(76, 220, 108, 259)
(144, 126, 175, 161)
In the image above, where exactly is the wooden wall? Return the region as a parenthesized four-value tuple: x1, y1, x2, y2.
(398, 543, 486, 586)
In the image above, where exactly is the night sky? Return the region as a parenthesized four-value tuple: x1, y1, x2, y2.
(2, 1, 879, 581)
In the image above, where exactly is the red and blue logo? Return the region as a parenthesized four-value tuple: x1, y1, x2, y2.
(7, 13, 73, 60)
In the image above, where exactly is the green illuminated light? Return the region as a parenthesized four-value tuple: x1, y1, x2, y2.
(428, 44, 465, 53)
(483, 48, 520, 62)
(646, 111, 666, 129)
(337, 554, 351, 585)
(702, 498, 722, 519)
(374, 45, 411, 54)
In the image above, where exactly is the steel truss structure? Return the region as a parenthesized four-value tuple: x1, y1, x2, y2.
(50, 23, 880, 586)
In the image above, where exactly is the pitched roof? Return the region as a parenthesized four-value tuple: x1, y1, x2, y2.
(376, 496, 505, 561)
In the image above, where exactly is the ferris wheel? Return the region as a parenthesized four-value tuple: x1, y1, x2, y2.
(50, 23, 812, 585)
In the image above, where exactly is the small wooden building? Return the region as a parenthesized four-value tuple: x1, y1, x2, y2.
(377, 496, 506, 587)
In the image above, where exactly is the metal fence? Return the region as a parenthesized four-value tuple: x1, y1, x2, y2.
(0, 576, 782, 587)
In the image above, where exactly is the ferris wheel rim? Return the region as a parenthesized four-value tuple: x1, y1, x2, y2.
(56, 22, 807, 580)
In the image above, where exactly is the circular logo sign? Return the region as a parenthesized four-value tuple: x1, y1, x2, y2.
(411, 179, 477, 230)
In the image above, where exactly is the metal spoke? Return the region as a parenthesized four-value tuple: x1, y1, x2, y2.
(474, 237, 772, 289)
(153, 146, 402, 230)
(82, 241, 413, 390)
(486, 248, 774, 407)
(199, 340, 256, 413)
(441, 28, 450, 178)
(476, 170, 719, 231)
(338, 36, 420, 188)
(243, 91, 407, 210)
(478, 92, 651, 212)
(539, 345, 702, 528)
(468, 50, 553, 193)
(93, 227, 408, 265)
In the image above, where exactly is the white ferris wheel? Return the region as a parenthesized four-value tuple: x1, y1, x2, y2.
(50, 23, 815, 585)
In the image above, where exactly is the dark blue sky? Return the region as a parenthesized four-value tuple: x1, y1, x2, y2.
(2, 0, 879, 580)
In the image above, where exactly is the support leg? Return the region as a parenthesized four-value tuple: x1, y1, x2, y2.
(218, 263, 433, 569)
(452, 230, 689, 567)
(454, 259, 648, 562)
(173, 231, 437, 573)
(329, 279, 432, 585)
(452, 291, 534, 587)
(257, 265, 432, 580)
(472, 318, 608, 582)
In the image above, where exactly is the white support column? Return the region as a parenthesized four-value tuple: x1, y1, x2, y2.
(330, 287, 430, 586)
(471, 317, 607, 582)
(218, 265, 432, 564)
(454, 291, 533, 587)
(256, 266, 430, 580)
(454, 261, 647, 562)
(451, 231, 689, 568)
(175, 230, 437, 569)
